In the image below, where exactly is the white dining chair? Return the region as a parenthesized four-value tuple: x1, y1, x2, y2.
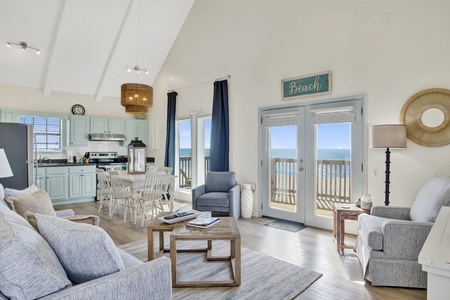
(138, 172, 166, 228)
(108, 171, 134, 223)
(96, 168, 114, 216)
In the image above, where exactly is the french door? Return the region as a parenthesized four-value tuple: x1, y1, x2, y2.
(260, 98, 365, 229)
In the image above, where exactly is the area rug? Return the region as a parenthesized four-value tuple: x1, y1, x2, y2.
(265, 219, 307, 232)
(119, 239, 322, 300)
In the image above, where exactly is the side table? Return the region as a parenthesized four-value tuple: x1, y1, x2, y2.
(333, 203, 369, 253)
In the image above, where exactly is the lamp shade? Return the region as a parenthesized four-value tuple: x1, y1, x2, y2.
(121, 83, 153, 115)
(371, 124, 407, 149)
(0, 149, 13, 178)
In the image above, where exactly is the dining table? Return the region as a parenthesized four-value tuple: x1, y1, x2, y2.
(109, 171, 176, 225)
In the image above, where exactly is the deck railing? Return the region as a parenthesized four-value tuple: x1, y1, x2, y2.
(271, 158, 351, 211)
(179, 156, 350, 211)
(178, 156, 210, 189)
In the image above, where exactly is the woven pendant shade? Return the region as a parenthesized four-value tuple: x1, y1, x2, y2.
(121, 83, 153, 115)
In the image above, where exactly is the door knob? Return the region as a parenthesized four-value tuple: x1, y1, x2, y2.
(299, 167, 304, 172)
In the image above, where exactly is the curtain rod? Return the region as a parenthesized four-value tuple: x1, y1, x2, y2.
(168, 75, 231, 93)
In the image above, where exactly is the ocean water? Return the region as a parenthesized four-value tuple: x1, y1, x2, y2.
(271, 148, 350, 160)
(180, 148, 349, 160)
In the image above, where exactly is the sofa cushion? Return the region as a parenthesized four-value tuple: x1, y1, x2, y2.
(6, 189, 57, 218)
(35, 213, 125, 284)
(410, 175, 450, 222)
(197, 192, 230, 207)
(0, 205, 71, 300)
(205, 172, 236, 193)
(4, 184, 38, 207)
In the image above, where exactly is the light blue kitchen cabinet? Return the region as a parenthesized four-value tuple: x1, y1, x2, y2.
(0, 110, 17, 122)
(69, 165, 97, 200)
(125, 119, 149, 146)
(69, 115, 90, 146)
(68, 165, 96, 199)
(41, 167, 69, 202)
(90, 117, 125, 134)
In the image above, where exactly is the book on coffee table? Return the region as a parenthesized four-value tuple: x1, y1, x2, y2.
(187, 215, 220, 228)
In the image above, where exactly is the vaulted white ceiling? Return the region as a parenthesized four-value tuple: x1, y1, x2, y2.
(0, 0, 195, 101)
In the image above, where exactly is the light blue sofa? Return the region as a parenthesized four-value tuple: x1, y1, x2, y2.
(192, 171, 241, 218)
(0, 186, 171, 300)
(355, 175, 450, 288)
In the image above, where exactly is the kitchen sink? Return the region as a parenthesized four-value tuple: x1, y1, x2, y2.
(37, 163, 68, 166)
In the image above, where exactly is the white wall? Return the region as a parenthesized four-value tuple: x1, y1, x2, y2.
(149, 0, 450, 211)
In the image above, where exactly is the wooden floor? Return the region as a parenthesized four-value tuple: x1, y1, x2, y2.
(56, 201, 427, 300)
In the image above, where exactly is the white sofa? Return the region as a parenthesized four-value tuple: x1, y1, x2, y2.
(0, 185, 171, 300)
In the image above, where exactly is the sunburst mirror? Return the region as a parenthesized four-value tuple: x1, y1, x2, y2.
(400, 88, 450, 147)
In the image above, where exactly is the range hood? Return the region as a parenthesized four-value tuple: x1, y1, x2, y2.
(88, 133, 127, 141)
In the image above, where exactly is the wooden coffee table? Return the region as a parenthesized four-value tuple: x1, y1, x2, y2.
(170, 217, 241, 287)
(147, 213, 179, 261)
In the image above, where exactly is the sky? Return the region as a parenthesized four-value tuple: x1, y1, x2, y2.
(271, 123, 351, 149)
(179, 119, 350, 150)
(179, 119, 211, 148)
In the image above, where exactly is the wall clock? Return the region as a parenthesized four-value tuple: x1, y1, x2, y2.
(71, 104, 85, 115)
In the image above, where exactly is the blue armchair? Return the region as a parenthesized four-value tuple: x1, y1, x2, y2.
(192, 171, 241, 219)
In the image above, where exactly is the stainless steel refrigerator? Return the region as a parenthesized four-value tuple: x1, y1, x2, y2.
(0, 123, 34, 190)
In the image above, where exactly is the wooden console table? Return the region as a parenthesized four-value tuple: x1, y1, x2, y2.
(333, 203, 369, 253)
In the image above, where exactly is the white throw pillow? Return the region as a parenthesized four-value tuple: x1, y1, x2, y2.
(34, 213, 125, 284)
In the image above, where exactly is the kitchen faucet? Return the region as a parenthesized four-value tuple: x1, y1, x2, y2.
(39, 156, 51, 163)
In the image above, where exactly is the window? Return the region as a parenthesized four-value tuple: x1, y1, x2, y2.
(177, 119, 192, 190)
(175, 116, 211, 191)
(19, 116, 62, 151)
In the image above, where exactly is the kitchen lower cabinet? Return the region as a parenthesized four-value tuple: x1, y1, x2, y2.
(35, 165, 96, 205)
(35, 167, 68, 202)
(68, 166, 96, 199)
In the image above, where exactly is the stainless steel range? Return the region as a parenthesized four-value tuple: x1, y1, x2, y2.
(90, 152, 127, 171)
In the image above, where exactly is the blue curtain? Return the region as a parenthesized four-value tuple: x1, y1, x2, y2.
(209, 80, 229, 171)
(164, 92, 177, 174)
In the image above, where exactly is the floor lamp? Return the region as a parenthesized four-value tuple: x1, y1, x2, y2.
(371, 125, 406, 206)
(0, 149, 14, 198)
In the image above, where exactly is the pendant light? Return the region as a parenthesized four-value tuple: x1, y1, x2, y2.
(121, 0, 152, 115)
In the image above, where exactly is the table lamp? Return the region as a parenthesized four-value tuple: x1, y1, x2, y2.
(0, 149, 14, 197)
(371, 124, 406, 206)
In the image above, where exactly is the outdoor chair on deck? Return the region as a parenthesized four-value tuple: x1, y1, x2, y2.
(192, 171, 240, 219)
(355, 175, 450, 288)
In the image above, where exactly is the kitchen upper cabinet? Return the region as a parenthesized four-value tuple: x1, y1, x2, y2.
(69, 115, 90, 146)
(90, 117, 125, 134)
(68, 166, 96, 199)
(0, 110, 17, 123)
(125, 119, 149, 146)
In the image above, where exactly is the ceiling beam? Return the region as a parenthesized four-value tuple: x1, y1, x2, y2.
(41, 0, 71, 96)
(95, 0, 135, 102)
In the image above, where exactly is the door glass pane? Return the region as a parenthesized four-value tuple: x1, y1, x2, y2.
(178, 120, 192, 189)
(315, 123, 351, 217)
(204, 118, 211, 177)
(269, 125, 297, 213)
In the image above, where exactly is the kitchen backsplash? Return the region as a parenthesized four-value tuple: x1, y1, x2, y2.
(40, 141, 128, 161)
